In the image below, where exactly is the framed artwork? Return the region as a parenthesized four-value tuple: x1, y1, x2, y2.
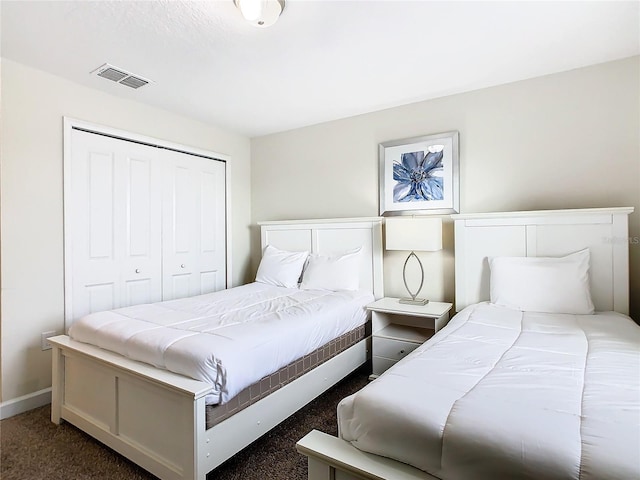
(379, 131, 459, 215)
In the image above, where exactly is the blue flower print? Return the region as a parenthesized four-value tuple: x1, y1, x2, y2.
(393, 147, 444, 202)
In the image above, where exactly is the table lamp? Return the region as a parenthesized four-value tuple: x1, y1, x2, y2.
(385, 217, 443, 305)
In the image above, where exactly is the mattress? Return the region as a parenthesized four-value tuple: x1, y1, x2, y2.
(338, 303, 640, 480)
(69, 282, 373, 405)
(206, 324, 365, 428)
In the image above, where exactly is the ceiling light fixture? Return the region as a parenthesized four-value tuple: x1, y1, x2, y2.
(234, 0, 285, 28)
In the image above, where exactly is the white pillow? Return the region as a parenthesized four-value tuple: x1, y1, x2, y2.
(255, 245, 309, 289)
(489, 248, 595, 314)
(300, 248, 362, 291)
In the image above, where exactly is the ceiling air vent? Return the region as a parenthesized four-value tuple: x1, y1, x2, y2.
(119, 76, 148, 89)
(91, 63, 151, 90)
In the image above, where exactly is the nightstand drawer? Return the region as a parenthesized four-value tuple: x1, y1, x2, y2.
(373, 336, 420, 361)
(372, 356, 397, 376)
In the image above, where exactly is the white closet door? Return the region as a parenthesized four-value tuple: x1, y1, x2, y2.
(162, 149, 226, 300)
(68, 130, 163, 321)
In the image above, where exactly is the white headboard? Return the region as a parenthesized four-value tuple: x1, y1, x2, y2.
(258, 217, 384, 299)
(452, 207, 634, 314)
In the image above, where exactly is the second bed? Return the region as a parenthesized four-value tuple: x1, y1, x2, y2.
(297, 207, 639, 480)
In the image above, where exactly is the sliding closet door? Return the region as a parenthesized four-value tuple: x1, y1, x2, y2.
(68, 129, 163, 321)
(162, 149, 227, 300)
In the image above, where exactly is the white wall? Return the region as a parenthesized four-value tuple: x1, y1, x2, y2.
(2, 55, 638, 410)
(0, 59, 252, 404)
(251, 56, 640, 319)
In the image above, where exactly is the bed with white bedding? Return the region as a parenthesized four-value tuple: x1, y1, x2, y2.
(50, 217, 383, 480)
(297, 207, 638, 480)
(338, 303, 639, 479)
(69, 282, 372, 405)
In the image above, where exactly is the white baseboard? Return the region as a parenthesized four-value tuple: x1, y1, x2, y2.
(0, 388, 52, 420)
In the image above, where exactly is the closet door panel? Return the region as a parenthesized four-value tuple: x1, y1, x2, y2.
(69, 130, 162, 322)
(173, 165, 196, 254)
(163, 162, 197, 300)
(162, 151, 226, 300)
(122, 150, 163, 307)
(199, 271, 220, 294)
(70, 131, 121, 319)
(127, 157, 152, 256)
(88, 152, 115, 260)
(197, 164, 226, 295)
(170, 274, 192, 300)
(85, 149, 118, 312)
(86, 283, 117, 314)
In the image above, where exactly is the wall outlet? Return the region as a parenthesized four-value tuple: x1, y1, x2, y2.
(41, 331, 57, 351)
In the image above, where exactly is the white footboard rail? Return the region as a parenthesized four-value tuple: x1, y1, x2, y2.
(51, 334, 369, 480)
(296, 430, 437, 480)
(50, 335, 213, 480)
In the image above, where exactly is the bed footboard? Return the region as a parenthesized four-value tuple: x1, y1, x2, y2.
(50, 335, 213, 480)
(296, 430, 437, 480)
(51, 335, 370, 480)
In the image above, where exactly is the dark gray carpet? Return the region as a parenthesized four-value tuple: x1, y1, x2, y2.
(1, 368, 369, 480)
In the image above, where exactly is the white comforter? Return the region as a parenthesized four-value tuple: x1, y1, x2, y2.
(338, 303, 640, 480)
(69, 282, 373, 405)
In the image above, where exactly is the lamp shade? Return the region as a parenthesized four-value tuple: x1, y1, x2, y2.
(385, 217, 442, 252)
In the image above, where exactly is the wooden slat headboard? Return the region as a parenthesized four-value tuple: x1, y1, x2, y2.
(452, 207, 634, 314)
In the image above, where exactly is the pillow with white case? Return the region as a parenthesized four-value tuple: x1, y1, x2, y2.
(489, 248, 595, 314)
(300, 248, 362, 291)
(255, 245, 309, 289)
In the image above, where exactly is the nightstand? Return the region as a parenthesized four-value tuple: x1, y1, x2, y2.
(367, 297, 453, 378)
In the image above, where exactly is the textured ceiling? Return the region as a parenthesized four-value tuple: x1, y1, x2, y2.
(1, 1, 639, 137)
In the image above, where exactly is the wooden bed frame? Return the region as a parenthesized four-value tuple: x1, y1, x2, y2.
(50, 217, 383, 480)
(296, 207, 634, 480)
